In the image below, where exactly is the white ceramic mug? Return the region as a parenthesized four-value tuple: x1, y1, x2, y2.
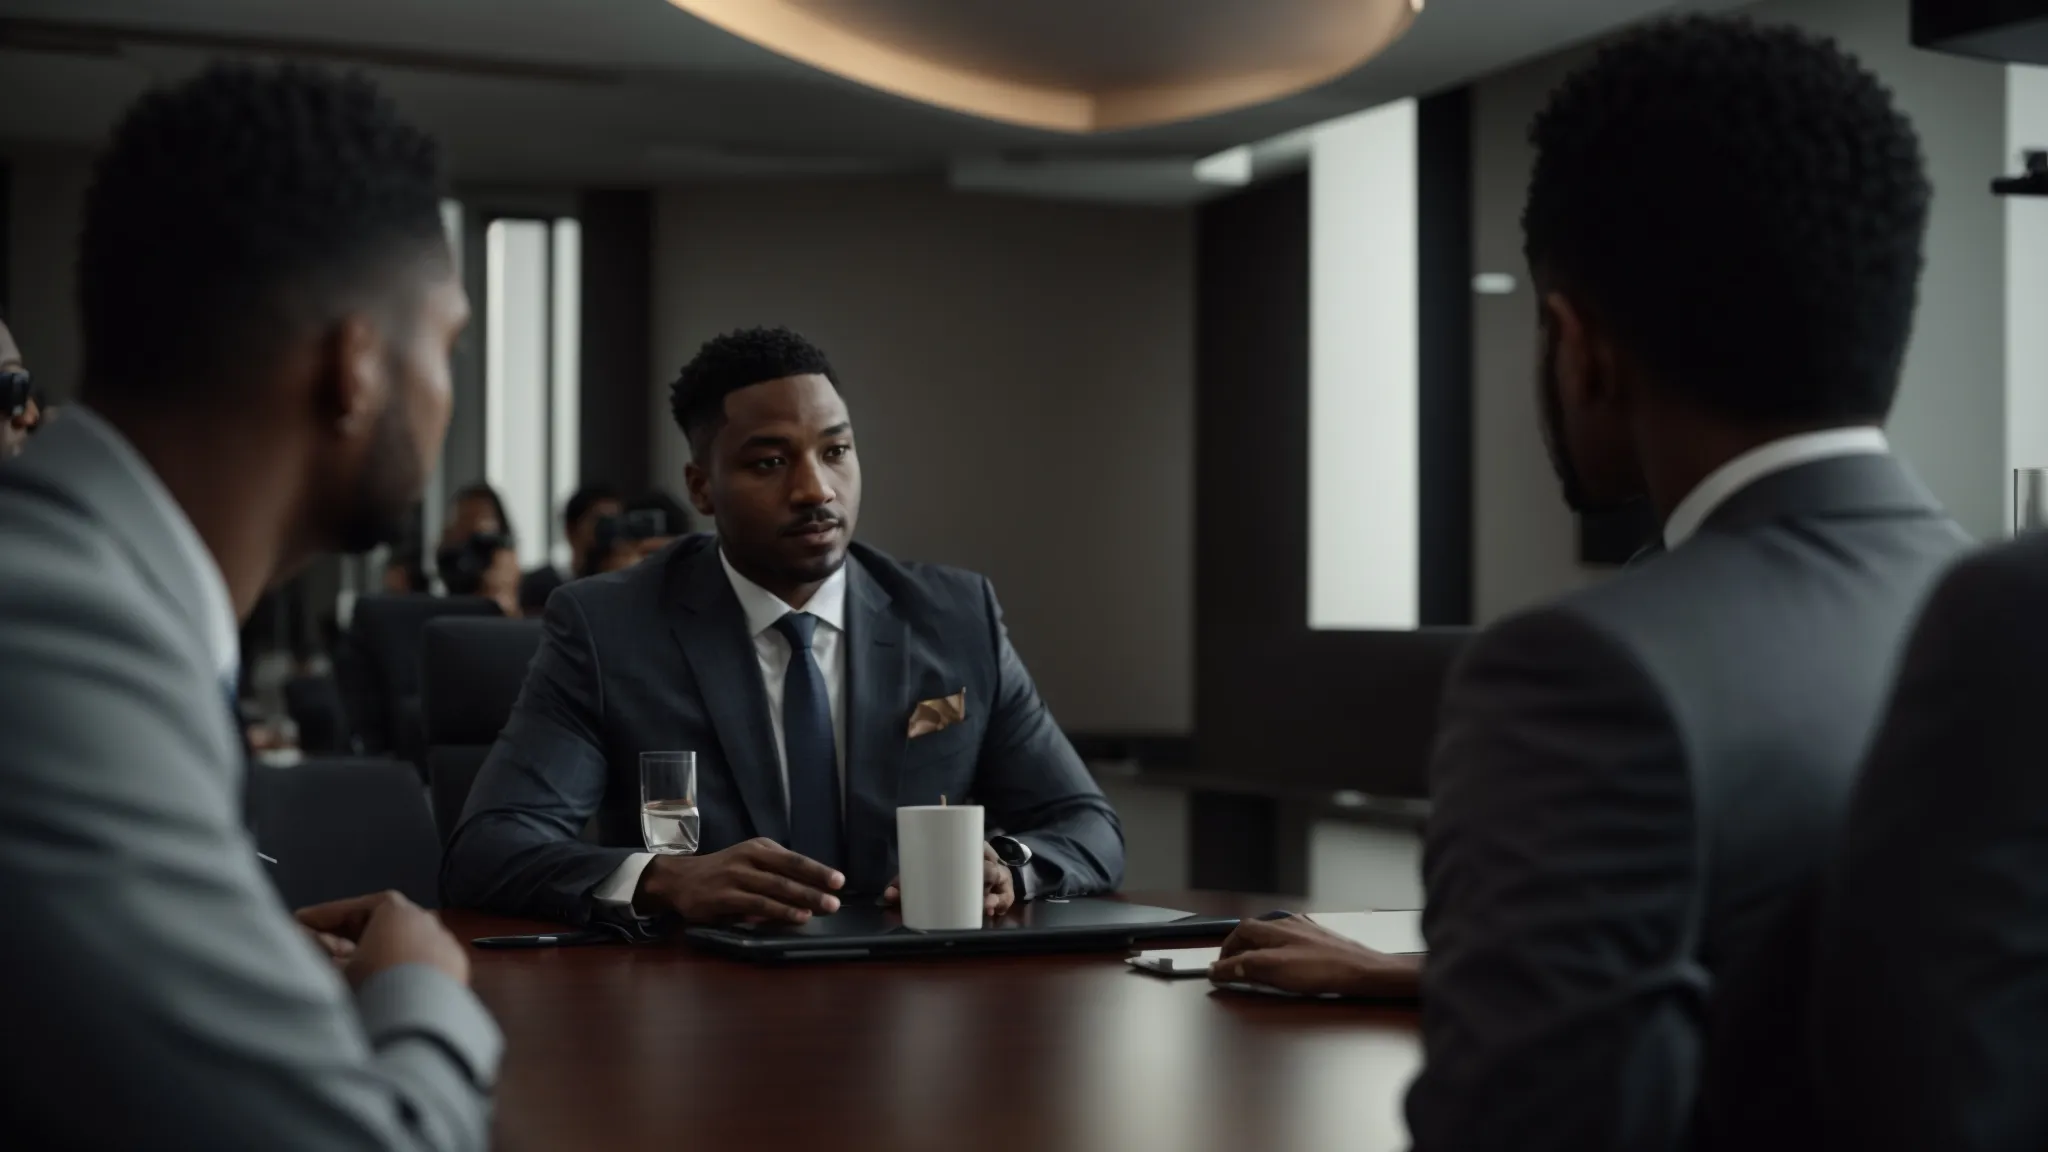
(895, 804, 985, 930)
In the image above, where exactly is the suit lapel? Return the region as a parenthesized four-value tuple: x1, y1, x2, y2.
(843, 557, 907, 889)
(666, 545, 789, 844)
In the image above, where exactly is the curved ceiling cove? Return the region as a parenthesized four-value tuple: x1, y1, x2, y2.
(663, 0, 1423, 134)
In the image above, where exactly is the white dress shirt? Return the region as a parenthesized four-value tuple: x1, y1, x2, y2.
(594, 551, 850, 907)
(1662, 426, 1891, 550)
(71, 407, 240, 683)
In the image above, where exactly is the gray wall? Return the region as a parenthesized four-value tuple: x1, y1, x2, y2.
(650, 177, 1196, 735)
(1469, 0, 2013, 618)
(1468, 46, 1602, 623)
(1756, 0, 2009, 540)
(3, 144, 93, 403)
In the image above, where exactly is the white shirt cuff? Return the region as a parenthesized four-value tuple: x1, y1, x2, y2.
(593, 851, 654, 907)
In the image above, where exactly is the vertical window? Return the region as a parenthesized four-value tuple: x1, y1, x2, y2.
(1309, 98, 1419, 629)
(550, 220, 583, 571)
(484, 217, 581, 570)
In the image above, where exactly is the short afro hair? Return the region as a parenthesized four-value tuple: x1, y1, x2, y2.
(1524, 15, 1930, 426)
(79, 62, 447, 404)
(668, 327, 837, 460)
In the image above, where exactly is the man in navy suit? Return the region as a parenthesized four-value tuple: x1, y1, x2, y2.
(445, 327, 1123, 928)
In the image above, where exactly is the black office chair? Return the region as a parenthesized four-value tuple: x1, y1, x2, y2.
(247, 757, 441, 908)
(283, 672, 353, 755)
(1338, 627, 1475, 800)
(421, 616, 544, 845)
(342, 594, 501, 767)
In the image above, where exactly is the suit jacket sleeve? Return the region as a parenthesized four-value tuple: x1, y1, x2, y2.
(1406, 606, 1707, 1152)
(0, 524, 499, 1151)
(1815, 547, 2048, 1152)
(969, 578, 1125, 895)
(442, 588, 635, 924)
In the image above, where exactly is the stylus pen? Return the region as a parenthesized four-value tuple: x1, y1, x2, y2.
(471, 930, 614, 949)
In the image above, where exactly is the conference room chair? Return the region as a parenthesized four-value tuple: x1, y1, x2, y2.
(1343, 628, 1473, 800)
(421, 615, 544, 845)
(341, 594, 501, 770)
(283, 670, 354, 755)
(246, 757, 442, 908)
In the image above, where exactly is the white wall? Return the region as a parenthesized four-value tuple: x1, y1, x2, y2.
(1470, 1, 2016, 617)
(1469, 46, 1602, 623)
(4, 144, 93, 402)
(2007, 65, 2048, 525)
(651, 177, 1195, 734)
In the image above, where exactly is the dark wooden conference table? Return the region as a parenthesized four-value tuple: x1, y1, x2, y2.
(446, 890, 1422, 1152)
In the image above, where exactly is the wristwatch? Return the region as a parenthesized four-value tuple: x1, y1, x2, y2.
(988, 834, 1035, 900)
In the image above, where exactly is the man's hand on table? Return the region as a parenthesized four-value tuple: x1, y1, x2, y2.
(880, 841, 1015, 919)
(1209, 913, 1422, 998)
(296, 890, 471, 987)
(635, 837, 845, 923)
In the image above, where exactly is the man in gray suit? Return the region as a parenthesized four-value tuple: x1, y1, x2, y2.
(1811, 533, 2048, 1152)
(0, 64, 496, 1148)
(1210, 17, 1964, 1151)
(446, 327, 1123, 929)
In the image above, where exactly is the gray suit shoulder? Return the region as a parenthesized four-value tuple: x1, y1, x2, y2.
(860, 548, 994, 617)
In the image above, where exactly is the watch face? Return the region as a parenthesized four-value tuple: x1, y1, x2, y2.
(991, 836, 1032, 868)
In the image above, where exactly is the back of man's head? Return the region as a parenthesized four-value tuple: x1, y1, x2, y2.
(1524, 16, 1930, 426)
(79, 62, 447, 405)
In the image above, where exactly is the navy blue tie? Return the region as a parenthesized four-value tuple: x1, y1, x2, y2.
(774, 612, 843, 870)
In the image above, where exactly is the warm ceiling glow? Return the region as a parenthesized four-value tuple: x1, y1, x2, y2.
(662, 0, 1422, 134)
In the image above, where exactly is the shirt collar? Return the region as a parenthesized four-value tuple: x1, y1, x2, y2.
(718, 547, 848, 637)
(1662, 426, 1891, 550)
(68, 407, 241, 681)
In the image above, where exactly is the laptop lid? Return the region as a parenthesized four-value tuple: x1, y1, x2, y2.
(683, 897, 1238, 962)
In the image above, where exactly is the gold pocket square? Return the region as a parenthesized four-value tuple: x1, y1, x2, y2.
(907, 690, 967, 739)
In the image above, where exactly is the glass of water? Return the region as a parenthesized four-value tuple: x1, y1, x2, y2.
(639, 752, 699, 856)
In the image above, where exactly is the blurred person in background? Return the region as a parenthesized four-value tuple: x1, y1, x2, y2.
(0, 316, 44, 459)
(435, 480, 517, 613)
(437, 527, 520, 617)
(442, 480, 509, 544)
(577, 488, 691, 578)
(518, 482, 620, 613)
(0, 62, 497, 1149)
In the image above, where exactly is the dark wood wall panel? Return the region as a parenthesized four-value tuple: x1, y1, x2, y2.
(578, 188, 654, 494)
(1190, 91, 1474, 888)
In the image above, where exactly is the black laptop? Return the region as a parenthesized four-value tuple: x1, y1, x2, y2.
(683, 897, 1238, 962)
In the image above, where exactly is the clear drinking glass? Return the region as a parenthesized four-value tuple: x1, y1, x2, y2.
(639, 752, 699, 856)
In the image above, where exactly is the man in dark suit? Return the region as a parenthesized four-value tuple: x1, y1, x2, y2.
(1810, 535, 2048, 1152)
(1209, 17, 1966, 1151)
(445, 327, 1122, 928)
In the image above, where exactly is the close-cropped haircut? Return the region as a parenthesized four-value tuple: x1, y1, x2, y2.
(79, 62, 447, 403)
(668, 327, 837, 460)
(1523, 16, 1931, 425)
